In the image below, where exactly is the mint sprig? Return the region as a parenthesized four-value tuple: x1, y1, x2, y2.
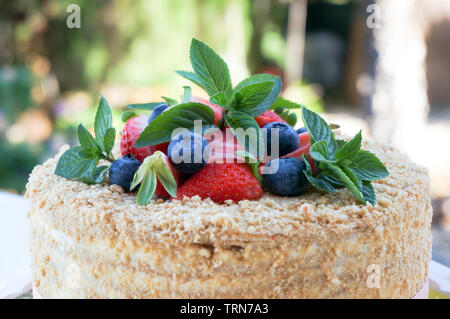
(301, 106, 389, 205)
(130, 151, 177, 206)
(55, 95, 116, 184)
(135, 102, 217, 147)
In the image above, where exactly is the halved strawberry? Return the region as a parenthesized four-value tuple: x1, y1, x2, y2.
(254, 110, 286, 128)
(120, 115, 168, 162)
(176, 162, 263, 203)
(190, 96, 223, 126)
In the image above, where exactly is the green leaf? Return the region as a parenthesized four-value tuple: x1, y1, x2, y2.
(274, 107, 297, 127)
(225, 110, 264, 158)
(175, 71, 205, 91)
(162, 96, 178, 106)
(342, 166, 362, 188)
(234, 80, 274, 112)
(181, 86, 192, 103)
(94, 95, 113, 153)
(55, 147, 99, 181)
(236, 150, 262, 184)
(79, 165, 109, 184)
(135, 102, 216, 147)
(309, 140, 331, 162)
(324, 163, 365, 204)
(210, 91, 230, 108)
(360, 181, 376, 205)
(270, 96, 303, 110)
(301, 106, 337, 155)
(103, 127, 116, 157)
(131, 152, 178, 205)
(153, 157, 177, 198)
(126, 102, 164, 110)
(77, 124, 101, 155)
(335, 130, 362, 161)
(136, 169, 157, 206)
(178, 39, 233, 103)
(305, 173, 336, 193)
(121, 110, 137, 123)
(349, 150, 389, 181)
(234, 74, 282, 117)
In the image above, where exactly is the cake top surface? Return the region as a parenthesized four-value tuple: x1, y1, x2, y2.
(26, 136, 429, 246)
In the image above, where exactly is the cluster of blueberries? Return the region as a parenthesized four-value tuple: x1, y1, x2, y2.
(110, 103, 310, 197)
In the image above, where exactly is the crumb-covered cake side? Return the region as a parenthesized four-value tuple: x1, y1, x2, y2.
(26, 137, 432, 298)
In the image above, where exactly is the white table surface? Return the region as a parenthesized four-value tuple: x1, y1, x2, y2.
(0, 192, 31, 298)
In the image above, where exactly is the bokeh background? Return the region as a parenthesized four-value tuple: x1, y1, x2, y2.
(0, 0, 449, 267)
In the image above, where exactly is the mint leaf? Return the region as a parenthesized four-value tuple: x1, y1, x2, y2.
(273, 107, 298, 127)
(360, 181, 376, 205)
(135, 102, 216, 147)
(162, 96, 178, 106)
(305, 173, 336, 193)
(301, 106, 337, 155)
(177, 39, 233, 103)
(210, 91, 229, 108)
(349, 150, 389, 181)
(181, 86, 192, 103)
(121, 110, 137, 123)
(236, 150, 262, 184)
(94, 95, 113, 153)
(324, 163, 365, 204)
(55, 147, 100, 182)
(234, 74, 281, 117)
(270, 96, 303, 110)
(77, 124, 101, 155)
(225, 110, 264, 158)
(103, 127, 116, 157)
(309, 140, 332, 163)
(335, 130, 362, 161)
(126, 102, 164, 110)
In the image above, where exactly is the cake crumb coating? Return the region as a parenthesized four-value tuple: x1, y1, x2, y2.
(26, 137, 432, 298)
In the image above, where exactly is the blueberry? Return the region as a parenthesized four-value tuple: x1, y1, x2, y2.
(263, 122, 299, 157)
(148, 103, 168, 124)
(297, 127, 307, 134)
(168, 131, 210, 174)
(109, 154, 141, 191)
(262, 158, 309, 196)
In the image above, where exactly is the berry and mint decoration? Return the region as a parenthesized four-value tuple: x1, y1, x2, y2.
(55, 95, 115, 184)
(300, 106, 389, 205)
(54, 38, 389, 207)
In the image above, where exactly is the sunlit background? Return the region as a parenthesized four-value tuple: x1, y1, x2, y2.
(0, 0, 449, 268)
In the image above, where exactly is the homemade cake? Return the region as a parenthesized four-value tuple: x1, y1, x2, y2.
(26, 137, 432, 298)
(26, 39, 432, 298)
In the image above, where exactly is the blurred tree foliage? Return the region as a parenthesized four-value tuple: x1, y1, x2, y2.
(0, 0, 336, 192)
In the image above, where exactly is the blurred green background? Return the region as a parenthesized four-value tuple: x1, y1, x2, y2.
(2, 0, 352, 193)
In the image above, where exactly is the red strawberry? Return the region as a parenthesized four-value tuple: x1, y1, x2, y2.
(120, 115, 168, 162)
(190, 97, 223, 125)
(254, 110, 286, 127)
(154, 153, 183, 199)
(177, 163, 263, 203)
